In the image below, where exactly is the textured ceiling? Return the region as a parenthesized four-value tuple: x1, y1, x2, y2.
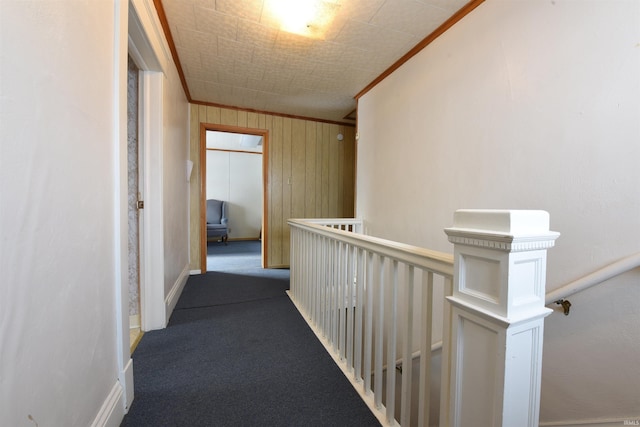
(160, 0, 472, 123)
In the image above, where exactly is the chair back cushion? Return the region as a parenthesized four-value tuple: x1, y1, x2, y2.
(206, 199, 223, 224)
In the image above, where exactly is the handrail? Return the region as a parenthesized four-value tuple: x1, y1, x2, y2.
(288, 218, 454, 277)
(299, 218, 364, 233)
(545, 251, 640, 309)
(300, 218, 363, 225)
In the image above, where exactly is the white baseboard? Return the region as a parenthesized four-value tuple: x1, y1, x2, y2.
(189, 269, 201, 275)
(165, 264, 189, 323)
(122, 358, 134, 412)
(90, 380, 124, 427)
(540, 416, 640, 426)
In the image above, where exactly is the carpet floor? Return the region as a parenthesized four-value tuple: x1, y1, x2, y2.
(121, 252, 380, 426)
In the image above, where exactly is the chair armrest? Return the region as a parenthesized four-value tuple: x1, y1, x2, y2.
(221, 201, 228, 225)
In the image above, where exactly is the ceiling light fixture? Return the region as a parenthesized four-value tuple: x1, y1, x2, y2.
(265, 0, 339, 39)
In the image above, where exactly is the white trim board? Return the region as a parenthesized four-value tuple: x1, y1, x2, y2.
(129, 0, 170, 73)
(90, 381, 124, 427)
(139, 70, 165, 331)
(122, 358, 134, 412)
(540, 417, 640, 427)
(165, 265, 190, 323)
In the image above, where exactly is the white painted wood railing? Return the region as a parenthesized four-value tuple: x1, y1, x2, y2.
(288, 217, 454, 427)
(297, 218, 364, 233)
(288, 210, 559, 427)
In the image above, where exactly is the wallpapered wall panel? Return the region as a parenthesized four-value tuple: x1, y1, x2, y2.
(127, 55, 139, 317)
(189, 104, 356, 269)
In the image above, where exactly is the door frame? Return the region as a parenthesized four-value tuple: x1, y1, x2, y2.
(116, 0, 174, 414)
(200, 123, 269, 272)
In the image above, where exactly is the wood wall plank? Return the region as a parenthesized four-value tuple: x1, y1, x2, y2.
(281, 118, 292, 264)
(328, 125, 339, 217)
(291, 119, 306, 219)
(269, 116, 283, 266)
(337, 126, 345, 217)
(315, 124, 323, 214)
(237, 110, 247, 128)
(247, 112, 259, 129)
(321, 123, 330, 216)
(189, 105, 201, 263)
(220, 108, 238, 125)
(206, 106, 220, 124)
(344, 126, 356, 214)
(305, 122, 317, 217)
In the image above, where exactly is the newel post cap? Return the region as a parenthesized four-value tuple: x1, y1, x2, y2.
(444, 209, 560, 251)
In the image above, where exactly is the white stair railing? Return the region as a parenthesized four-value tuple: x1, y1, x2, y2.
(289, 218, 453, 426)
(288, 210, 559, 427)
(296, 218, 364, 233)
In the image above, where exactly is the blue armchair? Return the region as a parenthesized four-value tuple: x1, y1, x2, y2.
(206, 199, 228, 244)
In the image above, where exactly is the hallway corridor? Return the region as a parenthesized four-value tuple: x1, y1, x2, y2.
(121, 243, 379, 426)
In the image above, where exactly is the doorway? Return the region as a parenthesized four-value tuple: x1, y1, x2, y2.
(200, 124, 269, 273)
(127, 54, 143, 352)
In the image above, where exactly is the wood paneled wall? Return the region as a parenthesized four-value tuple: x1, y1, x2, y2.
(189, 104, 356, 269)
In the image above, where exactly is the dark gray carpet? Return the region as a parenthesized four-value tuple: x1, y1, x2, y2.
(175, 271, 290, 309)
(121, 270, 380, 426)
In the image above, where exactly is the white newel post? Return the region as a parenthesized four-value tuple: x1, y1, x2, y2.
(443, 210, 559, 427)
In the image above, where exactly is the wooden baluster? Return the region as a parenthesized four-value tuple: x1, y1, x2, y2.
(419, 271, 434, 427)
(374, 255, 385, 409)
(385, 260, 399, 424)
(400, 264, 414, 426)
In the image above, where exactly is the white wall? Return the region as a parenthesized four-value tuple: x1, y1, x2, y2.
(0, 2, 122, 426)
(0, 0, 190, 425)
(228, 153, 262, 238)
(206, 149, 263, 239)
(356, 0, 640, 423)
(161, 53, 190, 300)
